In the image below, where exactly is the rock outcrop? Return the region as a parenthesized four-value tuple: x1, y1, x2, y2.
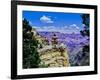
(38, 45, 70, 68)
(32, 29, 70, 68)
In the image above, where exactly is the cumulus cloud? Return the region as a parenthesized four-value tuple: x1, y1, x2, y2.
(40, 15, 54, 23)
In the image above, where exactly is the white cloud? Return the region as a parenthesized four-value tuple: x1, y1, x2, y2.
(76, 26, 80, 29)
(63, 26, 68, 29)
(40, 15, 54, 23)
(29, 21, 32, 25)
(70, 24, 77, 27)
(32, 24, 80, 34)
(69, 24, 80, 30)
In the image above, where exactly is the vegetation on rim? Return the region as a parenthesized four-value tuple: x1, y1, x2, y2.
(23, 19, 41, 68)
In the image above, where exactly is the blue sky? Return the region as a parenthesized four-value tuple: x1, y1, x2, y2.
(23, 11, 85, 33)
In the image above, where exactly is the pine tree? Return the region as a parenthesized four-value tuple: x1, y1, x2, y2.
(23, 19, 40, 68)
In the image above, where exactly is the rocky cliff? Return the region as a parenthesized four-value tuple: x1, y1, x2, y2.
(32, 29, 70, 68)
(38, 45, 70, 67)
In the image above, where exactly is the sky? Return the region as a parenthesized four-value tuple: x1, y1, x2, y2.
(23, 11, 85, 33)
